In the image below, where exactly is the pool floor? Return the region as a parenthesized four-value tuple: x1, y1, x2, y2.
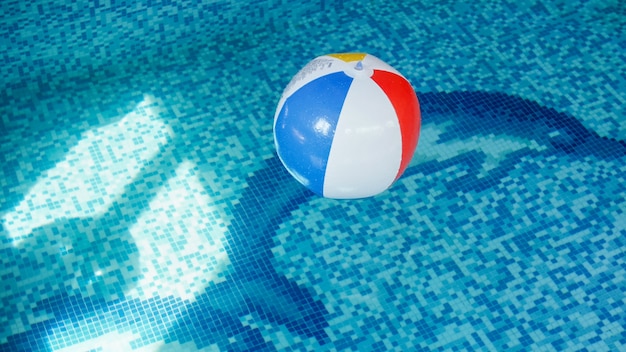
(1, 1, 625, 351)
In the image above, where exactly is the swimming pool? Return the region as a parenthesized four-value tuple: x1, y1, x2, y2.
(1, 0, 625, 351)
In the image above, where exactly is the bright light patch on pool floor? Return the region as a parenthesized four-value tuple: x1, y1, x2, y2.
(2, 95, 173, 245)
(126, 159, 230, 301)
(50, 330, 220, 352)
(1, 94, 231, 348)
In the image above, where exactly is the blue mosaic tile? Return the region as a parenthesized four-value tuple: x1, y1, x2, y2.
(1, 0, 626, 351)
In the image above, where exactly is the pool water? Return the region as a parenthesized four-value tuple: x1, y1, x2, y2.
(1, 1, 625, 351)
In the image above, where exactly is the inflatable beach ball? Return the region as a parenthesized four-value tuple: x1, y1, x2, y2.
(273, 53, 421, 199)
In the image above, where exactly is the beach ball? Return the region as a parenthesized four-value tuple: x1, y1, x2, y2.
(273, 53, 421, 199)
